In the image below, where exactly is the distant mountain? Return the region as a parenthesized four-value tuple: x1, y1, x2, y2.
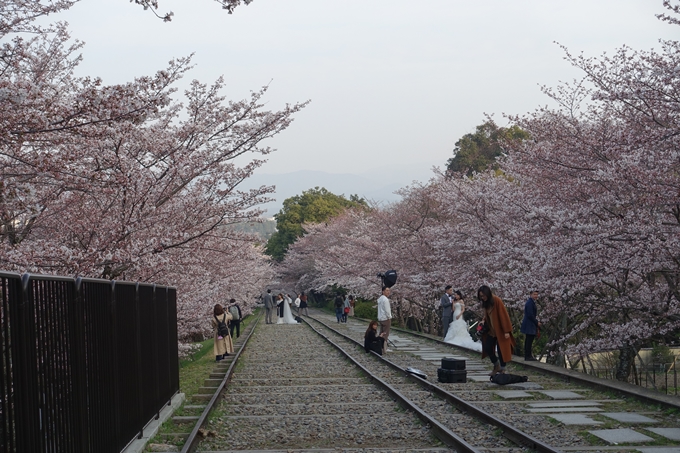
(239, 164, 440, 217)
(227, 219, 277, 240)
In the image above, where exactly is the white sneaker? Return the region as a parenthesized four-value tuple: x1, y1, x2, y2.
(386, 349, 393, 352)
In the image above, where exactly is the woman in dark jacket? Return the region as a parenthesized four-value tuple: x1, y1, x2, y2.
(334, 295, 344, 323)
(364, 321, 385, 355)
(520, 290, 541, 361)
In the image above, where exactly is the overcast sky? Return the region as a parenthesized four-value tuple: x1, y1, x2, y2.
(56, 0, 678, 195)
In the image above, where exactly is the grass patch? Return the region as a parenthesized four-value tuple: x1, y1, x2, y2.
(179, 339, 218, 397)
(665, 407, 680, 416)
(180, 339, 214, 368)
(544, 416, 561, 426)
(578, 431, 606, 445)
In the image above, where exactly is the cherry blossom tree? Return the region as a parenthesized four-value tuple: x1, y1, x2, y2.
(498, 34, 680, 377)
(0, 0, 304, 341)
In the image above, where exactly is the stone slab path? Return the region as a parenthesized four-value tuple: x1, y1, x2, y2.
(549, 414, 603, 425)
(589, 428, 655, 443)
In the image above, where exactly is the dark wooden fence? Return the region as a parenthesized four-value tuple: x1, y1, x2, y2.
(0, 272, 179, 453)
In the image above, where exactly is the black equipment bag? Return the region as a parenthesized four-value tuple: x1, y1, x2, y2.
(437, 368, 466, 383)
(215, 315, 229, 337)
(490, 373, 529, 385)
(380, 270, 398, 288)
(441, 358, 466, 370)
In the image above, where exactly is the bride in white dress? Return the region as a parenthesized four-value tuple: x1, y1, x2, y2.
(278, 294, 299, 324)
(444, 299, 482, 351)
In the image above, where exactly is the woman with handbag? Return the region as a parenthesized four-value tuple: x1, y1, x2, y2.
(477, 286, 515, 376)
(342, 296, 351, 322)
(212, 304, 234, 362)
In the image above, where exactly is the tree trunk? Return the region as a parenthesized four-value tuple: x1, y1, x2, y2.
(615, 343, 637, 382)
(547, 311, 568, 367)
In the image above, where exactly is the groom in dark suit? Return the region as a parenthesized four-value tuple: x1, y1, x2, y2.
(440, 285, 453, 338)
(263, 289, 274, 324)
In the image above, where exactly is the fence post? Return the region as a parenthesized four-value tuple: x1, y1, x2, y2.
(152, 284, 160, 418)
(135, 282, 144, 440)
(73, 278, 89, 452)
(110, 280, 123, 449)
(164, 286, 173, 406)
(16, 274, 40, 452)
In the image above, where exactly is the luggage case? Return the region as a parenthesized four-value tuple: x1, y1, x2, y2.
(437, 368, 467, 383)
(441, 357, 466, 370)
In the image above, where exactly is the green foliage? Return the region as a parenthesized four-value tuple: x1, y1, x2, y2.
(354, 300, 377, 320)
(446, 120, 529, 176)
(651, 343, 676, 365)
(265, 187, 367, 261)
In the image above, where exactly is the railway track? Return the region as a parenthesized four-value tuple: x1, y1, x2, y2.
(305, 311, 680, 453)
(160, 309, 680, 453)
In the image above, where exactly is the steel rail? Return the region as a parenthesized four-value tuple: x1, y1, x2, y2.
(302, 317, 483, 453)
(306, 314, 565, 453)
(180, 314, 261, 453)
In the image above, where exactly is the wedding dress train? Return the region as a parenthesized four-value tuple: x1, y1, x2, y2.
(277, 298, 299, 324)
(444, 302, 482, 351)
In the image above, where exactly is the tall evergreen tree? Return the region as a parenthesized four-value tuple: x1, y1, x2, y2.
(447, 121, 528, 175)
(265, 187, 366, 261)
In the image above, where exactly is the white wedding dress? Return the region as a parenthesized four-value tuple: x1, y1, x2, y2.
(278, 299, 299, 324)
(444, 302, 482, 351)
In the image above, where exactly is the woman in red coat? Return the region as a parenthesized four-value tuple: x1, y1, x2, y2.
(478, 285, 516, 376)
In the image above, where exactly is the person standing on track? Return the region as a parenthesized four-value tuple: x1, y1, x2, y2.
(520, 290, 541, 361)
(348, 295, 356, 317)
(228, 299, 242, 339)
(377, 286, 393, 353)
(294, 293, 301, 317)
(342, 295, 351, 322)
(477, 285, 515, 376)
(334, 295, 344, 323)
(440, 285, 454, 338)
(212, 304, 234, 361)
(299, 292, 309, 316)
(263, 289, 274, 324)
